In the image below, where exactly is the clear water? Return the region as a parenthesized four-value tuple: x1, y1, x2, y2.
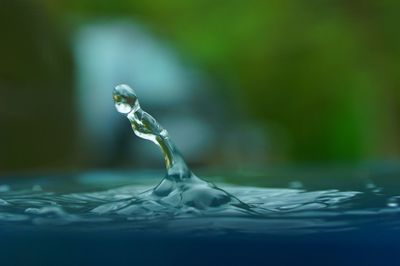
(0, 169, 400, 237)
(2, 86, 399, 266)
(112, 84, 247, 211)
(0, 84, 399, 239)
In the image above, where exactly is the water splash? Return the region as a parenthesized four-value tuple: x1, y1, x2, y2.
(387, 196, 400, 208)
(0, 84, 398, 236)
(113, 84, 246, 210)
(0, 169, 399, 235)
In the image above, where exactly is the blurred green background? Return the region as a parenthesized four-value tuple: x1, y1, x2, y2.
(1, 0, 399, 174)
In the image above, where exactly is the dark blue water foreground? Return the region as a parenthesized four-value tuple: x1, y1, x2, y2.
(1, 164, 400, 266)
(1, 225, 400, 266)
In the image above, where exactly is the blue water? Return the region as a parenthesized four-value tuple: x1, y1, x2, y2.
(1, 85, 398, 265)
(1, 166, 400, 266)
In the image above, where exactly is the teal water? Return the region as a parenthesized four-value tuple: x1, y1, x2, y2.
(1, 85, 399, 265)
(1, 167, 400, 266)
(1, 85, 397, 235)
(0, 167, 399, 237)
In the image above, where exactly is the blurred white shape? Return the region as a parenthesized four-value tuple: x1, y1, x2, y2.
(387, 196, 400, 208)
(73, 21, 210, 165)
(74, 20, 268, 168)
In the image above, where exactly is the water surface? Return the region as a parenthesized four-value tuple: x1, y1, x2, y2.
(1, 167, 399, 237)
(2, 167, 400, 266)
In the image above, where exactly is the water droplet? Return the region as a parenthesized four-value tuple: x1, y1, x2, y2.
(112, 84, 245, 209)
(0, 185, 10, 192)
(365, 182, 382, 193)
(289, 181, 304, 189)
(387, 196, 400, 208)
(365, 182, 376, 189)
(32, 185, 42, 191)
(113, 84, 139, 114)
